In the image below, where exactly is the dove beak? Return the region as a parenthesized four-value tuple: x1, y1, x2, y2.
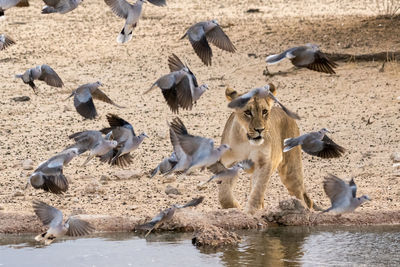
(144, 133, 149, 138)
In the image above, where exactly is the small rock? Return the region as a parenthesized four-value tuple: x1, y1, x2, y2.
(84, 180, 104, 194)
(99, 175, 109, 184)
(394, 163, 400, 169)
(114, 170, 141, 180)
(397, 96, 400, 102)
(390, 152, 400, 162)
(13, 190, 24, 197)
(162, 175, 176, 184)
(165, 185, 181, 195)
(11, 96, 30, 102)
(0, 206, 4, 210)
(129, 205, 138, 211)
(22, 159, 34, 170)
(192, 225, 241, 247)
(63, 105, 72, 112)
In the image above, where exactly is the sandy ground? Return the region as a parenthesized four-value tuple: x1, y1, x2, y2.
(0, 0, 400, 234)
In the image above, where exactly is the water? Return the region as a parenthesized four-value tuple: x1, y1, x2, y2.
(0, 226, 399, 267)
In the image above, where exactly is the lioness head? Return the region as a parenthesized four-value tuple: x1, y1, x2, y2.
(225, 84, 276, 146)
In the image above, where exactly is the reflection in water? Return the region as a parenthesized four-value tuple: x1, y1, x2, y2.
(208, 226, 400, 267)
(1, 226, 399, 267)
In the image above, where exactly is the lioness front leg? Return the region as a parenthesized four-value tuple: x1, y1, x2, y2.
(245, 163, 273, 214)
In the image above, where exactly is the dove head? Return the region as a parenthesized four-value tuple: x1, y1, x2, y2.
(95, 81, 103, 87)
(306, 43, 319, 51)
(109, 140, 118, 148)
(217, 144, 230, 154)
(357, 195, 371, 207)
(211, 19, 219, 25)
(29, 172, 44, 188)
(201, 84, 209, 90)
(139, 133, 149, 140)
(319, 128, 331, 135)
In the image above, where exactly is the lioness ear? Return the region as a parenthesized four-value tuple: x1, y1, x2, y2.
(225, 86, 238, 101)
(269, 83, 277, 96)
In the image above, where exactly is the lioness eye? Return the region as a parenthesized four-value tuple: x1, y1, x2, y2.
(244, 110, 252, 116)
(262, 109, 268, 115)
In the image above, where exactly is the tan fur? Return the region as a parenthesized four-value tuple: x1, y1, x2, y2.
(218, 86, 314, 214)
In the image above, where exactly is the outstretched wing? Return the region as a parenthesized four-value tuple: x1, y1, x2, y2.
(66, 217, 94, 236)
(206, 25, 236, 53)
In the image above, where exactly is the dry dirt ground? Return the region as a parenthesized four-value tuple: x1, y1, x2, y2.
(0, 0, 400, 235)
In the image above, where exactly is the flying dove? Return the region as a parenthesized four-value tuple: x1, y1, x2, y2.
(41, 0, 82, 14)
(15, 65, 64, 93)
(67, 81, 123, 120)
(144, 54, 208, 113)
(0, 34, 15, 50)
(104, 0, 166, 44)
(154, 120, 193, 176)
(169, 117, 230, 173)
(69, 130, 118, 166)
(227, 84, 301, 120)
(283, 128, 346, 158)
(135, 196, 204, 237)
(322, 174, 370, 213)
(181, 20, 236, 66)
(33, 200, 94, 245)
(99, 114, 148, 167)
(27, 147, 79, 194)
(199, 160, 253, 188)
(0, 0, 29, 18)
(266, 43, 338, 74)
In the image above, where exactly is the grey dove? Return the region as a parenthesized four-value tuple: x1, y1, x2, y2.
(283, 128, 346, 158)
(150, 152, 178, 178)
(41, 0, 82, 14)
(0, 0, 29, 18)
(169, 117, 230, 173)
(322, 174, 370, 213)
(0, 34, 15, 50)
(33, 200, 94, 245)
(157, 120, 193, 176)
(15, 64, 64, 93)
(200, 160, 253, 188)
(135, 196, 204, 237)
(100, 113, 148, 167)
(69, 130, 118, 166)
(67, 81, 123, 119)
(227, 83, 301, 120)
(266, 43, 338, 74)
(181, 20, 236, 66)
(144, 54, 208, 113)
(27, 147, 79, 194)
(104, 0, 166, 44)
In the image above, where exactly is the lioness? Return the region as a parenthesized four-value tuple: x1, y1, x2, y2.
(218, 85, 315, 214)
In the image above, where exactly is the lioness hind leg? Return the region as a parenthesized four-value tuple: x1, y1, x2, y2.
(278, 148, 314, 209)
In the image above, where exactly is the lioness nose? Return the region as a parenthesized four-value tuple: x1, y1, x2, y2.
(254, 128, 264, 134)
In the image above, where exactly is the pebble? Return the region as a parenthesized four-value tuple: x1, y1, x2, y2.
(99, 175, 109, 184)
(114, 170, 141, 180)
(390, 152, 400, 163)
(0, 206, 4, 210)
(162, 175, 176, 184)
(13, 190, 24, 197)
(165, 185, 181, 195)
(394, 163, 400, 169)
(397, 96, 400, 102)
(22, 159, 34, 170)
(84, 180, 104, 194)
(11, 96, 30, 102)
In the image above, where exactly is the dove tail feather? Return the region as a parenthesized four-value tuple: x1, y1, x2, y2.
(283, 138, 300, 152)
(144, 82, 157, 95)
(41, 6, 56, 14)
(266, 52, 288, 65)
(117, 27, 133, 44)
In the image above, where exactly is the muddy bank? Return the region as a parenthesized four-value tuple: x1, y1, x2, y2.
(2, 199, 399, 247)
